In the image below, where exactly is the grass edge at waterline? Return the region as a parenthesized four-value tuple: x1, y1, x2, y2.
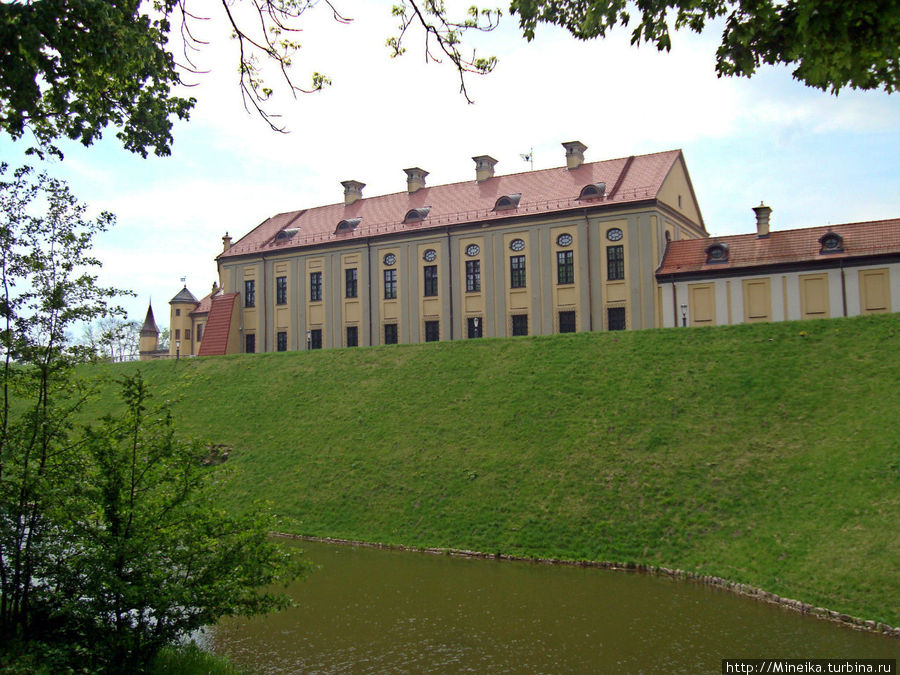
(78, 313, 900, 628)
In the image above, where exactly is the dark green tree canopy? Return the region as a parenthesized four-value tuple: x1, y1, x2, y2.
(509, 0, 900, 93)
(0, 0, 193, 158)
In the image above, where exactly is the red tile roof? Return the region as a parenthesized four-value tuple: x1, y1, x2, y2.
(657, 218, 900, 277)
(219, 150, 687, 259)
(190, 289, 219, 317)
(197, 293, 237, 357)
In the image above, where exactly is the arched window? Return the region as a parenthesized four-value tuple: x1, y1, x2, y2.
(493, 194, 521, 211)
(819, 232, 844, 254)
(705, 243, 729, 264)
(335, 218, 361, 234)
(403, 207, 432, 224)
(276, 227, 300, 241)
(578, 183, 607, 200)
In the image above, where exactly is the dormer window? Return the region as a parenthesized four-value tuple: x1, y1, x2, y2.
(403, 206, 432, 224)
(705, 243, 729, 264)
(335, 218, 361, 234)
(578, 183, 606, 200)
(819, 232, 844, 254)
(493, 194, 521, 211)
(276, 227, 300, 241)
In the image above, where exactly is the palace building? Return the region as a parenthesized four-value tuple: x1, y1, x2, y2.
(138, 142, 899, 360)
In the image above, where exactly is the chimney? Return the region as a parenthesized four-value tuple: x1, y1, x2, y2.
(341, 180, 365, 205)
(404, 167, 428, 193)
(222, 232, 232, 252)
(473, 155, 498, 182)
(753, 202, 772, 238)
(562, 141, 587, 170)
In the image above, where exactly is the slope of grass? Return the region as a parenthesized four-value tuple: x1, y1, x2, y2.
(79, 314, 900, 626)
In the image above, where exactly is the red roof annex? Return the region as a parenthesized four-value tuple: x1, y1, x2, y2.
(657, 218, 900, 278)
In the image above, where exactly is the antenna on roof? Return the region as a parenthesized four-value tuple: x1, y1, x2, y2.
(520, 148, 533, 171)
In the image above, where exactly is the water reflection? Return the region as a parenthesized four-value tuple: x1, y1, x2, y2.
(205, 541, 899, 673)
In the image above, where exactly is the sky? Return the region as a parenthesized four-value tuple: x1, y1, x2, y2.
(2, 1, 898, 330)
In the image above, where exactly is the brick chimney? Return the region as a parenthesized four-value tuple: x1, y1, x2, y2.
(222, 232, 232, 252)
(753, 202, 772, 238)
(473, 155, 498, 182)
(404, 167, 428, 193)
(341, 180, 365, 205)
(562, 141, 587, 170)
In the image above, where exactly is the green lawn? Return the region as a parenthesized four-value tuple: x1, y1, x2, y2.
(79, 313, 900, 626)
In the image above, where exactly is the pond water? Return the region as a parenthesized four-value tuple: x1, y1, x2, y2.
(203, 540, 898, 673)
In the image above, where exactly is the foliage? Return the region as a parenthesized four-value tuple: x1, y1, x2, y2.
(150, 641, 250, 675)
(0, 0, 193, 158)
(0, 164, 126, 639)
(63, 372, 305, 670)
(0, 167, 305, 671)
(509, 0, 900, 93)
(81, 313, 900, 626)
(80, 317, 142, 363)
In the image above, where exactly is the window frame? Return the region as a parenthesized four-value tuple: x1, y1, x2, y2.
(465, 259, 481, 292)
(557, 249, 574, 285)
(309, 271, 322, 302)
(424, 320, 440, 342)
(276, 331, 287, 352)
(559, 311, 576, 333)
(383, 269, 397, 300)
(244, 279, 255, 308)
(276, 275, 288, 305)
(346, 325, 359, 347)
(345, 268, 358, 298)
(511, 314, 528, 336)
(510, 255, 526, 289)
(608, 307, 626, 331)
(245, 333, 256, 353)
(607, 245, 625, 281)
(384, 323, 398, 344)
(309, 328, 322, 349)
(423, 265, 438, 297)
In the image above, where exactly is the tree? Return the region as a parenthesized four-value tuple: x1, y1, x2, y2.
(508, 0, 900, 94)
(68, 373, 304, 671)
(0, 166, 304, 670)
(79, 317, 142, 362)
(0, 163, 126, 638)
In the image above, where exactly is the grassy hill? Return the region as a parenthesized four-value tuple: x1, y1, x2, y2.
(80, 314, 900, 626)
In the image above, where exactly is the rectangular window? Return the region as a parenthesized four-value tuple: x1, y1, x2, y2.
(345, 268, 358, 298)
(608, 307, 626, 331)
(511, 314, 528, 336)
(174, 329, 181, 340)
(607, 245, 625, 281)
(510, 255, 526, 288)
(276, 331, 287, 352)
(423, 265, 438, 297)
(185, 329, 191, 341)
(245, 333, 255, 353)
(424, 320, 440, 342)
(559, 311, 576, 333)
(309, 329, 322, 349)
(384, 269, 397, 300)
(466, 260, 481, 292)
(309, 272, 322, 302)
(197, 324, 203, 342)
(175, 308, 181, 316)
(384, 323, 398, 345)
(244, 280, 255, 308)
(467, 317, 482, 338)
(557, 250, 574, 285)
(276, 276, 287, 305)
(346, 326, 358, 347)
